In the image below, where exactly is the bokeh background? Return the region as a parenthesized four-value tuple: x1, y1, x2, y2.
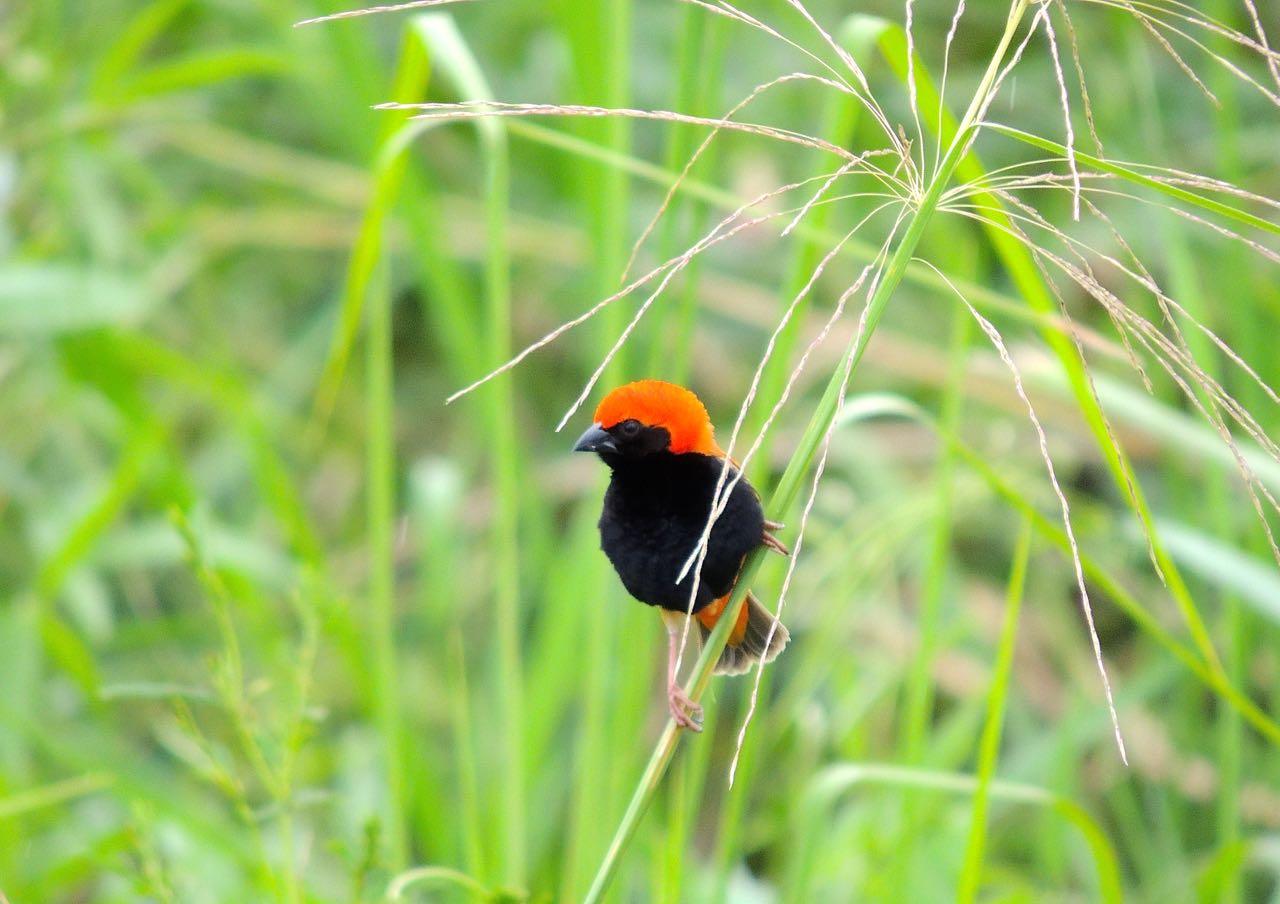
(3, 1, 1280, 901)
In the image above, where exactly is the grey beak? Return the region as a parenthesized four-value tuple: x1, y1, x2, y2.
(573, 422, 617, 453)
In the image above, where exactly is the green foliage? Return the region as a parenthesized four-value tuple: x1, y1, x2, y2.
(3, 1, 1279, 903)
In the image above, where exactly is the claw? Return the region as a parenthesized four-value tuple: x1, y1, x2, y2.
(764, 519, 785, 532)
(762, 530, 790, 556)
(668, 684, 704, 732)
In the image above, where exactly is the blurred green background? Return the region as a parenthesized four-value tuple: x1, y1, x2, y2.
(3, 1, 1280, 901)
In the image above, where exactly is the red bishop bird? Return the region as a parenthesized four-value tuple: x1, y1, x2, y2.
(573, 380, 790, 731)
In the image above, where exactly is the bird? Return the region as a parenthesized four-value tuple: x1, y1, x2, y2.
(573, 379, 790, 731)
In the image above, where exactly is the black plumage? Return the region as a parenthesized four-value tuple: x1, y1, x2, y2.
(595, 436, 764, 614)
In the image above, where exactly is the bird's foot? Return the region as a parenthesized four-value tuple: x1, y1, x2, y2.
(668, 683, 704, 732)
(762, 529, 791, 557)
(764, 519, 785, 532)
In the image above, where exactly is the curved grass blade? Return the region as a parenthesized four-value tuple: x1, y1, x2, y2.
(789, 764, 1123, 904)
(986, 123, 1280, 236)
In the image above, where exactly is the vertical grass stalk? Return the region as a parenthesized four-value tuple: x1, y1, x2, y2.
(345, 24, 435, 871)
(481, 63, 527, 896)
(892, 297, 972, 888)
(956, 516, 1031, 903)
(582, 4, 1035, 899)
(411, 13, 527, 883)
(366, 260, 407, 869)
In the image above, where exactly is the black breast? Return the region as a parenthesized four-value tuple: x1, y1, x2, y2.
(597, 452, 765, 613)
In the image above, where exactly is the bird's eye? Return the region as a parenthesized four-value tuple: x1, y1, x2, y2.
(618, 419, 642, 438)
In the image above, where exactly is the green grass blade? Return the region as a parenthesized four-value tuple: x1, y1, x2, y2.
(0, 771, 112, 821)
(986, 124, 1280, 236)
(796, 764, 1123, 904)
(387, 865, 491, 900)
(334, 25, 437, 872)
(366, 257, 406, 869)
(411, 13, 527, 885)
(956, 518, 1031, 904)
(89, 0, 187, 97)
(309, 23, 432, 441)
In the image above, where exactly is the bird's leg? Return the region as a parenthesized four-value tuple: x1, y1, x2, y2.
(661, 611, 704, 732)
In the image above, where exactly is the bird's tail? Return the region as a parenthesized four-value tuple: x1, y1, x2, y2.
(696, 592, 789, 676)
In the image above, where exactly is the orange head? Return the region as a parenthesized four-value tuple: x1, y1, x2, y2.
(573, 380, 723, 458)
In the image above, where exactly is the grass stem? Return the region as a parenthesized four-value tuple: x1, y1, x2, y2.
(582, 5, 1036, 899)
(956, 517, 1031, 903)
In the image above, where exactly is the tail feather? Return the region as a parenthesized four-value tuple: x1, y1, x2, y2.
(699, 592, 789, 676)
